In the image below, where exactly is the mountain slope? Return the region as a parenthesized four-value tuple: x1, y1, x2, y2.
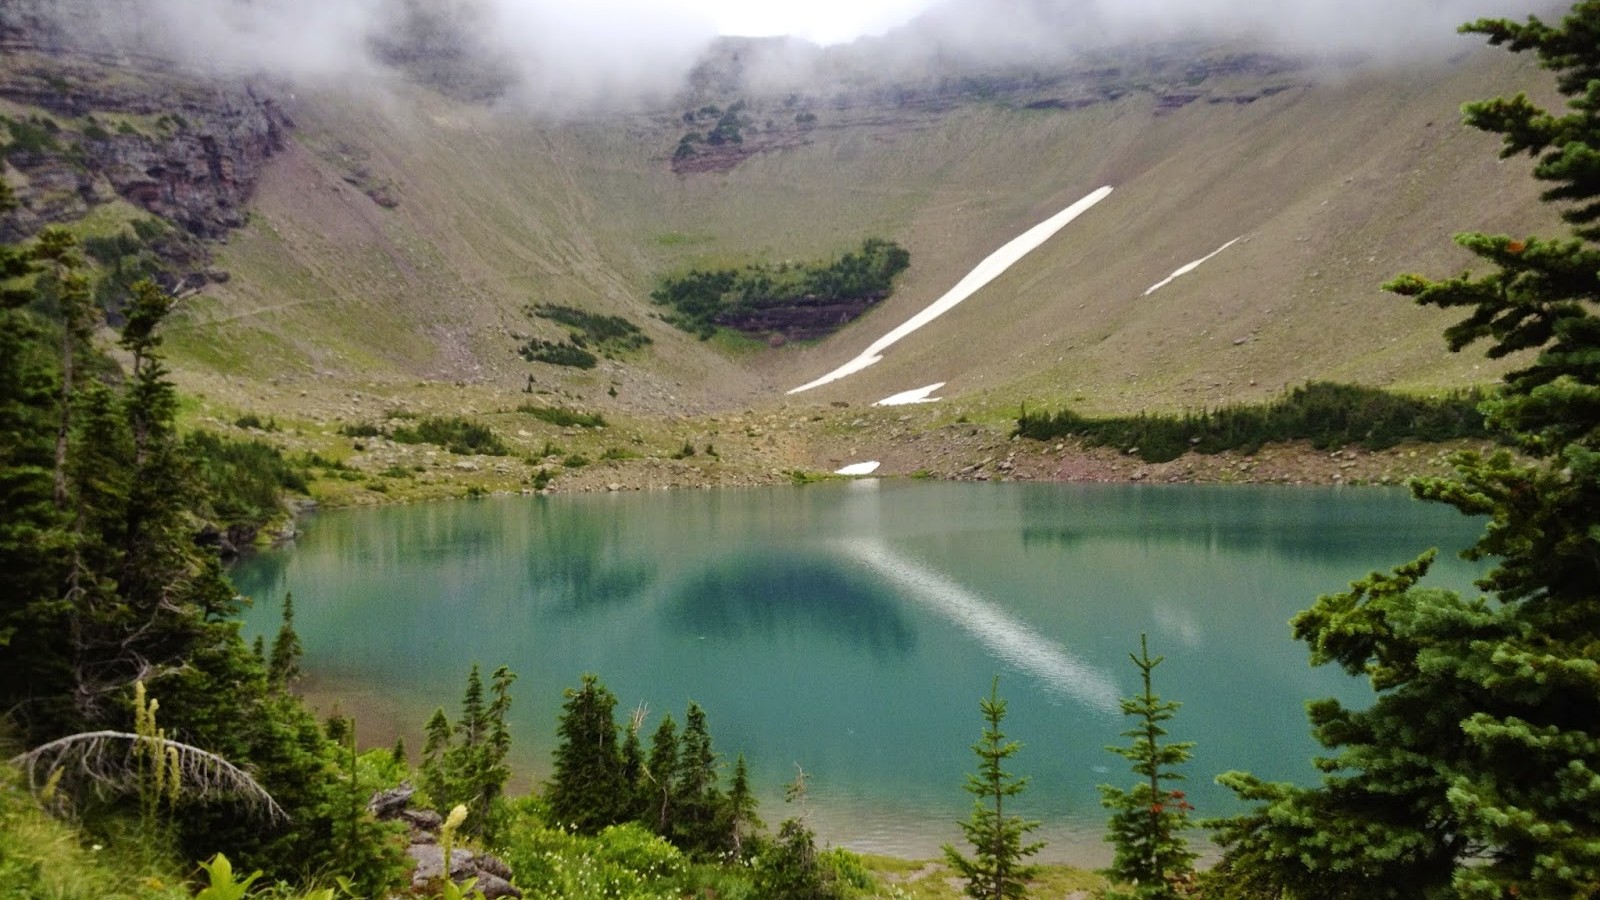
(0, 24, 1559, 423)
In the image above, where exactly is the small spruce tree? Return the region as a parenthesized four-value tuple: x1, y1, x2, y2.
(1098, 635, 1196, 900)
(943, 677, 1043, 900)
(546, 673, 625, 834)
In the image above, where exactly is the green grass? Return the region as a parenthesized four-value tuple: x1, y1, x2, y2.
(518, 404, 607, 428)
(0, 770, 189, 900)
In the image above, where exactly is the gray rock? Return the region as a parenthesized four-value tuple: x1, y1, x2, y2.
(473, 872, 522, 899)
(366, 782, 413, 820)
(406, 845, 474, 885)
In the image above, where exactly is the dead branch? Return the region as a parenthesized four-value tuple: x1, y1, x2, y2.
(10, 731, 287, 821)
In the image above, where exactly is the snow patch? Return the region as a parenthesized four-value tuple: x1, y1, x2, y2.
(835, 461, 882, 476)
(1142, 237, 1242, 297)
(788, 186, 1115, 394)
(875, 383, 946, 406)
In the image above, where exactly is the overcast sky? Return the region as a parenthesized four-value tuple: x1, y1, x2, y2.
(57, 0, 1555, 111)
(658, 0, 935, 44)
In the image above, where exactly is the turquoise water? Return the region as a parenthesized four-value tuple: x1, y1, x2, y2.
(229, 481, 1487, 864)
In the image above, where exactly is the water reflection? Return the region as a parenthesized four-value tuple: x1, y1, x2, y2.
(523, 500, 654, 612)
(228, 482, 1488, 864)
(667, 553, 916, 656)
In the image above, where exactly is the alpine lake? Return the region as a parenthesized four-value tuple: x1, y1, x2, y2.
(230, 480, 1488, 865)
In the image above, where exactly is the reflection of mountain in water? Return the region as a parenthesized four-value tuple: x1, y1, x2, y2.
(524, 503, 653, 611)
(1018, 486, 1481, 562)
(668, 555, 916, 656)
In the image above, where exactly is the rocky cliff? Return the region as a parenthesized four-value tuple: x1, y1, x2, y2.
(0, 3, 290, 258)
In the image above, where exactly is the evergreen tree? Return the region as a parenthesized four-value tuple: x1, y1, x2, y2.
(643, 714, 679, 836)
(421, 706, 454, 807)
(944, 678, 1043, 900)
(725, 754, 763, 861)
(0, 200, 407, 894)
(547, 673, 625, 834)
(673, 701, 726, 856)
(415, 664, 515, 839)
(1213, 4, 1600, 897)
(267, 593, 303, 687)
(619, 703, 647, 821)
(1099, 635, 1196, 900)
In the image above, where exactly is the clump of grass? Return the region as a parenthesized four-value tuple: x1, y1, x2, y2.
(518, 405, 606, 429)
(338, 422, 383, 438)
(562, 454, 591, 469)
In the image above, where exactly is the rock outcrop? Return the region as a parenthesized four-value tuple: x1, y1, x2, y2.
(0, 0, 291, 257)
(367, 783, 524, 900)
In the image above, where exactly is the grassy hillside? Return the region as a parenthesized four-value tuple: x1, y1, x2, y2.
(140, 44, 1558, 431)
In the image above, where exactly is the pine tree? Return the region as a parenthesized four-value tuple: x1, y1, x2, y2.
(267, 593, 303, 687)
(1213, 4, 1600, 897)
(1098, 635, 1196, 900)
(546, 673, 625, 834)
(619, 703, 647, 821)
(421, 706, 454, 808)
(943, 677, 1043, 900)
(643, 714, 679, 836)
(725, 754, 763, 861)
(672, 701, 726, 856)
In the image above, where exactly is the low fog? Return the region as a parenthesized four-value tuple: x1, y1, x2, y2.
(16, 0, 1558, 111)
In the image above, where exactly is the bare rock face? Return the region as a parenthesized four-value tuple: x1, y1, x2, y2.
(0, 3, 291, 245)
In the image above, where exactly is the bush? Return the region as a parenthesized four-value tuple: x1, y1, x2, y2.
(1015, 382, 1495, 462)
(531, 305, 651, 353)
(520, 339, 598, 369)
(498, 812, 692, 900)
(391, 417, 509, 456)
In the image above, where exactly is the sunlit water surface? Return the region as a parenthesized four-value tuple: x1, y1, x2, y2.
(231, 481, 1486, 864)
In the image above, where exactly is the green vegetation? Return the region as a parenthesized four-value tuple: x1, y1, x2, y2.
(650, 238, 910, 338)
(183, 430, 309, 535)
(1207, 6, 1600, 898)
(535, 674, 871, 898)
(518, 337, 597, 369)
(1016, 381, 1493, 461)
(2, 114, 63, 159)
(518, 403, 607, 428)
(0, 201, 407, 895)
(391, 416, 510, 455)
(419, 664, 516, 842)
(675, 99, 750, 160)
(943, 678, 1042, 900)
(531, 303, 651, 354)
(1098, 636, 1196, 900)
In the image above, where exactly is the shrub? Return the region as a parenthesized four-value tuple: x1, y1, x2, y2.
(1015, 382, 1495, 462)
(391, 417, 509, 456)
(520, 339, 597, 369)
